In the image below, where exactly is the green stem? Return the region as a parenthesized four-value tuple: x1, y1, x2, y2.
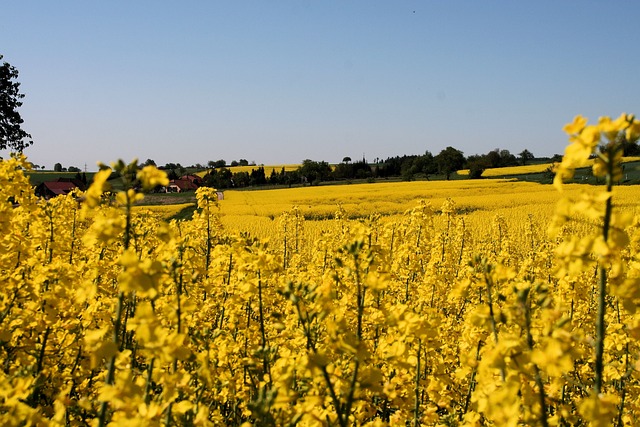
(98, 291, 124, 427)
(523, 288, 549, 427)
(257, 270, 270, 382)
(144, 358, 155, 405)
(47, 207, 54, 264)
(413, 340, 422, 427)
(461, 340, 482, 420)
(320, 366, 347, 427)
(616, 342, 629, 427)
(343, 360, 360, 426)
(205, 199, 211, 273)
(98, 189, 134, 427)
(69, 205, 77, 264)
(124, 195, 132, 250)
(484, 269, 505, 381)
(594, 153, 614, 395)
(457, 218, 466, 274)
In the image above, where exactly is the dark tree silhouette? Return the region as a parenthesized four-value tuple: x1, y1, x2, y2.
(435, 147, 465, 180)
(519, 149, 535, 165)
(1, 55, 33, 151)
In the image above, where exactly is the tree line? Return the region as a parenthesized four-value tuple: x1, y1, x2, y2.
(196, 147, 550, 189)
(195, 140, 638, 190)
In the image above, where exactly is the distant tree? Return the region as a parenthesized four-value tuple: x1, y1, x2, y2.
(377, 156, 407, 178)
(160, 163, 185, 178)
(543, 165, 556, 182)
(486, 150, 502, 168)
(299, 159, 332, 185)
(354, 162, 371, 179)
(269, 168, 279, 185)
(161, 163, 185, 176)
(68, 166, 81, 172)
(54, 163, 63, 172)
(0, 55, 33, 152)
(203, 167, 234, 188)
(484, 148, 518, 168)
(249, 166, 267, 186)
(218, 168, 233, 187)
(399, 151, 437, 179)
(499, 149, 518, 166)
(207, 160, 226, 168)
(342, 156, 352, 163)
(230, 160, 239, 167)
(420, 151, 437, 175)
(284, 170, 301, 188)
(466, 154, 488, 179)
(400, 164, 415, 181)
(239, 159, 249, 166)
(519, 149, 534, 165)
(435, 147, 465, 180)
(620, 139, 640, 156)
(142, 158, 156, 166)
(233, 171, 250, 187)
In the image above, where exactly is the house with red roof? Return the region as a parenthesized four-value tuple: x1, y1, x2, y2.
(35, 181, 79, 199)
(179, 174, 203, 186)
(167, 179, 198, 193)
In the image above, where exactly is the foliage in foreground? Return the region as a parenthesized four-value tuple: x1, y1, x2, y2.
(1, 114, 640, 426)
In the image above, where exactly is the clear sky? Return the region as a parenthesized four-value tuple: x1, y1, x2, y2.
(3, 1, 640, 170)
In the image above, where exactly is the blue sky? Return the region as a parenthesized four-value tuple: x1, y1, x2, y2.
(3, 1, 640, 170)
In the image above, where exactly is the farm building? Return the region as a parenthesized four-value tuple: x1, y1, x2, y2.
(167, 179, 199, 193)
(35, 180, 80, 199)
(179, 174, 203, 186)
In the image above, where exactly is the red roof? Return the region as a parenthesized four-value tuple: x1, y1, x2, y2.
(180, 174, 202, 184)
(43, 181, 78, 195)
(169, 179, 198, 191)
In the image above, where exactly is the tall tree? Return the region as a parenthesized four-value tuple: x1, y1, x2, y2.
(0, 55, 32, 151)
(519, 149, 535, 165)
(299, 159, 332, 184)
(435, 147, 465, 180)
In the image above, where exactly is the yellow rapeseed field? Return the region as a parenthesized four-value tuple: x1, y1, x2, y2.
(2, 114, 640, 426)
(218, 179, 640, 254)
